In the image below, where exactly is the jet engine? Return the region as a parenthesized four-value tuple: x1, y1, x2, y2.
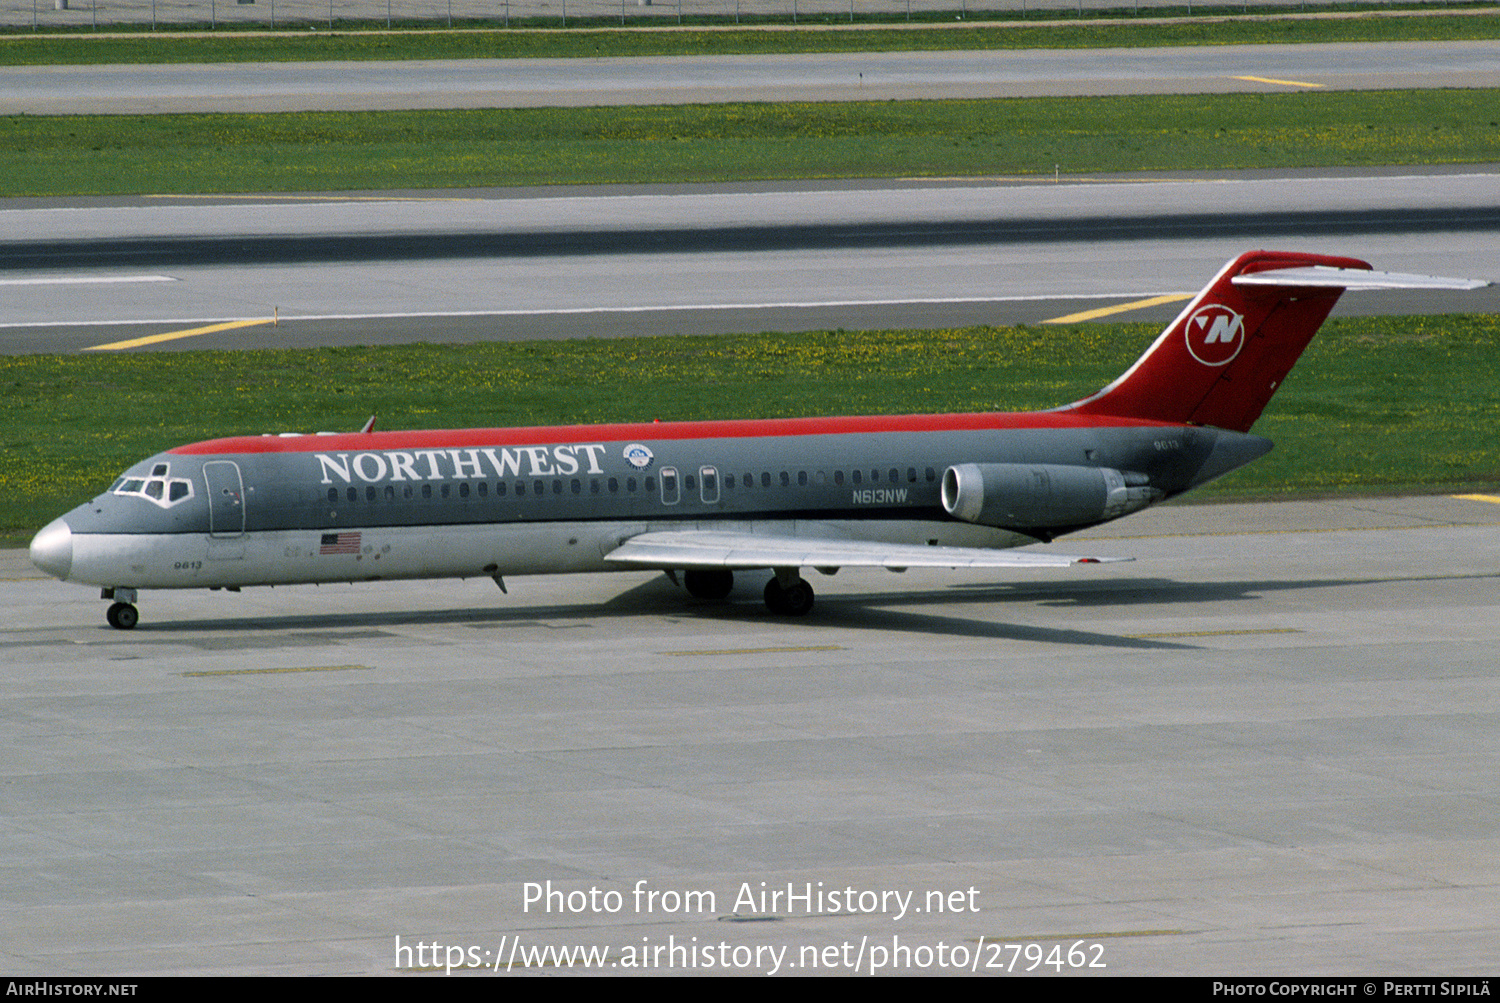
(941, 463, 1160, 529)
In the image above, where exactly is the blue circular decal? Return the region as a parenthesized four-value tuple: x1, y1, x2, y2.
(623, 443, 655, 471)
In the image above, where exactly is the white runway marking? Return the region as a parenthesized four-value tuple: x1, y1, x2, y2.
(0, 275, 176, 286)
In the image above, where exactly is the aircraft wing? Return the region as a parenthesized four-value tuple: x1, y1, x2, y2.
(603, 530, 1129, 571)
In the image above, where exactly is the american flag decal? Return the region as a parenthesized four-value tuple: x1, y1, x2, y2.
(320, 532, 361, 555)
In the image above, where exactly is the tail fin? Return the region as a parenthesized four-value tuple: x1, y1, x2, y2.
(1060, 251, 1488, 432)
(1061, 251, 1375, 433)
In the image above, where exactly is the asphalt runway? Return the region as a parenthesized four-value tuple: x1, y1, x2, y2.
(4, 39, 1497, 114)
(4, 166, 1498, 353)
(3, 493, 1498, 975)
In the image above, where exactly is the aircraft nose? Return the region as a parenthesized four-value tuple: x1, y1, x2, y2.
(30, 518, 73, 581)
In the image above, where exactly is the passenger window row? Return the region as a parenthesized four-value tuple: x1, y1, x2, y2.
(323, 467, 938, 505)
(327, 476, 657, 504)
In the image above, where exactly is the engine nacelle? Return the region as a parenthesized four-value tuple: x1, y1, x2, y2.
(941, 463, 1159, 529)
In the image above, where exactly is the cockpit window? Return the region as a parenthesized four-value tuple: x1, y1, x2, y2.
(112, 462, 195, 510)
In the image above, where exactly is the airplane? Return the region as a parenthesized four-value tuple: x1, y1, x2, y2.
(29, 250, 1488, 630)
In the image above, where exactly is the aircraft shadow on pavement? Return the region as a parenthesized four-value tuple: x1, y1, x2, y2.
(78, 569, 1422, 650)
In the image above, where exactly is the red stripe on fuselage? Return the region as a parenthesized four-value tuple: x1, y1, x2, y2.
(168, 411, 1179, 455)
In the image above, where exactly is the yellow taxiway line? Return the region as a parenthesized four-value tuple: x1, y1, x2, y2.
(1233, 75, 1324, 89)
(1043, 293, 1192, 325)
(84, 317, 275, 352)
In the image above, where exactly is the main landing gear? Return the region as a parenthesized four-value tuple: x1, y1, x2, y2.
(102, 587, 139, 630)
(683, 569, 734, 601)
(678, 567, 815, 615)
(763, 570, 814, 616)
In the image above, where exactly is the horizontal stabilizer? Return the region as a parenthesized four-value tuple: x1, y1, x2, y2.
(1233, 267, 1490, 290)
(605, 530, 1129, 571)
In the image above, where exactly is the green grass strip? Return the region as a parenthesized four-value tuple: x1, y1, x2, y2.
(4, 315, 1497, 543)
(2, 8, 1499, 64)
(5, 89, 1500, 196)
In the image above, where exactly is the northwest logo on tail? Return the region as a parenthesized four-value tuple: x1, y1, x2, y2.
(1184, 304, 1245, 366)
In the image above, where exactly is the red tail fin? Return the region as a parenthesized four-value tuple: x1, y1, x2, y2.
(1062, 251, 1371, 433)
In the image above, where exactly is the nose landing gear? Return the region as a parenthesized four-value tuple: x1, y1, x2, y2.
(106, 602, 139, 630)
(102, 587, 139, 630)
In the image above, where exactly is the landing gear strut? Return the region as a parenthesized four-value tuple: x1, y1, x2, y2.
(763, 570, 814, 616)
(683, 569, 734, 601)
(103, 587, 139, 630)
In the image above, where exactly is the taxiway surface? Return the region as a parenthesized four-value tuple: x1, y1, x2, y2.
(4, 39, 1497, 114)
(5, 167, 1498, 353)
(3, 494, 1498, 974)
